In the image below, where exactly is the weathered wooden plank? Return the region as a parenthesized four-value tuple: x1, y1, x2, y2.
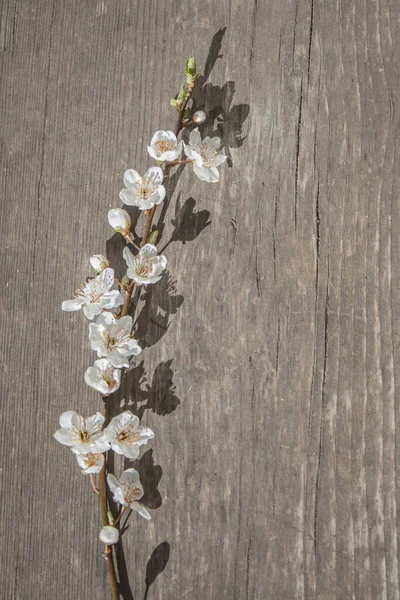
(1, 0, 399, 598)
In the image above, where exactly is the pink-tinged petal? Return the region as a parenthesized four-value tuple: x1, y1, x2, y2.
(62, 298, 86, 311)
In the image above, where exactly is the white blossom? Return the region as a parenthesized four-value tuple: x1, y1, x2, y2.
(148, 130, 183, 162)
(99, 526, 119, 545)
(89, 312, 141, 368)
(73, 450, 104, 474)
(193, 110, 206, 124)
(61, 268, 123, 320)
(84, 359, 121, 395)
(108, 208, 131, 234)
(103, 411, 154, 459)
(122, 244, 167, 286)
(119, 167, 166, 210)
(184, 127, 227, 183)
(54, 411, 109, 454)
(107, 469, 151, 520)
(90, 254, 110, 273)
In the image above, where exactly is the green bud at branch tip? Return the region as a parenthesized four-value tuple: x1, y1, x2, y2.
(148, 230, 159, 245)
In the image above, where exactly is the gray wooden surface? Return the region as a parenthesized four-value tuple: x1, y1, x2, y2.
(1, 1, 400, 599)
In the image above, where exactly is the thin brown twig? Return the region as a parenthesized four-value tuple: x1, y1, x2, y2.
(124, 234, 141, 251)
(139, 85, 194, 252)
(113, 506, 126, 527)
(97, 78, 195, 600)
(99, 400, 120, 600)
(90, 474, 100, 495)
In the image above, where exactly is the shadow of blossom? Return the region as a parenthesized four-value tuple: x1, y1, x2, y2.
(121, 359, 180, 419)
(102, 26, 247, 600)
(133, 272, 184, 349)
(159, 195, 211, 254)
(143, 542, 171, 600)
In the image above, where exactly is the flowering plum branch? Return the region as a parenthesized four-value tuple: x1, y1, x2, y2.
(54, 56, 227, 599)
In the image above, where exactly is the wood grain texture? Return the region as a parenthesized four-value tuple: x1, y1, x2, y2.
(1, 1, 399, 598)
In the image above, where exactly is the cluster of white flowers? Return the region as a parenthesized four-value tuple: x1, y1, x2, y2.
(54, 57, 227, 575)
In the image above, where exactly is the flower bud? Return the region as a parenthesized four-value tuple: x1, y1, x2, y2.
(90, 254, 110, 273)
(193, 110, 206, 125)
(108, 208, 131, 235)
(147, 229, 159, 245)
(99, 526, 119, 545)
(186, 56, 196, 77)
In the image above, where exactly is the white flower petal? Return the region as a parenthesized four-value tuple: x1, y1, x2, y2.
(120, 468, 142, 489)
(54, 429, 76, 447)
(203, 135, 221, 151)
(101, 290, 124, 310)
(123, 247, 136, 272)
(59, 410, 78, 428)
(107, 474, 120, 495)
(131, 501, 151, 520)
(146, 166, 164, 184)
(62, 298, 86, 312)
(83, 302, 102, 320)
(123, 169, 142, 187)
(189, 128, 202, 149)
(119, 188, 139, 206)
(140, 244, 158, 258)
(118, 315, 133, 333)
(126, 338, 141, 356)
(147, 146, 159, 161)
(107, 351, 130, 369)
(153, 185, 166, 205)
(214, 154, 227, 167)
